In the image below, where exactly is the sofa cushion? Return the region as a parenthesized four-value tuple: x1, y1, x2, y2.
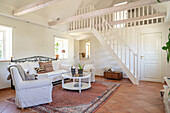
(28, 62, 39, 74)
(39, 61, 54, 72)
(46, 70, 68, 77)
(52, 61, 60, 71)
(34, 67, 46, 74)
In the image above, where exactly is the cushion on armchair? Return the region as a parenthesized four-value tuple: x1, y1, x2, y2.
(84, 64, 94, 72)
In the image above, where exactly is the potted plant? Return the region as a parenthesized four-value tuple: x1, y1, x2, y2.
(162, 28, 170, 63)
(78, 64, 83, 75)
(55, 42, 60, 59)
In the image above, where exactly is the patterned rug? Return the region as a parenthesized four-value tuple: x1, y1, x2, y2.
(7, 81, 121, 113)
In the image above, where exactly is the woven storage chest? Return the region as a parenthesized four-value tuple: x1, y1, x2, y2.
(104, 71, 123, 80)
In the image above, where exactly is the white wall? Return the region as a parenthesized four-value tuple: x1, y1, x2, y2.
(76, 23, 170, 78)
(124, 23, 170, 78)
(0, 15, 74, 89)
(78, 36, 120, 76)
(0, 62, 11, 89)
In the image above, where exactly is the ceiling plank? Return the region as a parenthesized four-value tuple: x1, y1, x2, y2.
(13, 0, 62, 16)
(48, 0, 170, 26)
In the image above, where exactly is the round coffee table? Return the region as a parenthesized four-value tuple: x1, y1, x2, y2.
(62, 73, 91, 93)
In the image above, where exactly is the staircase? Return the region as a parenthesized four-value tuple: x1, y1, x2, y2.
(67, 4, 167, 85)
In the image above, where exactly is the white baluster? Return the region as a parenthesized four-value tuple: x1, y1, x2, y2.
(129, 48, 131, 71)
(103, 21, 105, 36)
(136, 56, 138, 81)
(151, 6, 154, 15)
(134, 8, 136, 26)
(84, 19, 85, 28)
(138, 7, 140, 17)
(90, 18, 92, 28)
(99, 17, 101, 32)
(87, 18, 89, 28)
(76, 21, 78, 30)
(147, 6, 149, 24)
(133, 54, 135, 75)
(109, 13, 112, 23)
(117, 40, 119, 55)
(156, 18, 158, 23)
(147, 6, 149, 15)
(96, 17, 98, 30)
(125, 46, 127, 65)
(93, 17, 94, 28)
(121, 41, 122, 60)
(142, 6, 145, 25)
(143, 6, 145, 16)
(72, 21, 75, 30)
(130, 9, 132, 18)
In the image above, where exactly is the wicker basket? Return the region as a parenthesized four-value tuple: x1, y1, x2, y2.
(104, 71, 123, 80)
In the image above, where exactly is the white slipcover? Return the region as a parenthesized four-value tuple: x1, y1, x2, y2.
(17, 61, 71, 82)
(10, 67, 53, 108)
(83, 64, 95, 82)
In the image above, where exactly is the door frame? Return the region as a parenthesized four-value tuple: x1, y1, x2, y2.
(137, 32, 163, 82)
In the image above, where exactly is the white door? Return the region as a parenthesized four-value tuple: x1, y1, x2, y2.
(140, 33, 162, 82)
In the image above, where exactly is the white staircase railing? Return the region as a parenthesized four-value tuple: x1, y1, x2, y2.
(75, 5, 96, 16)
(108, 5, 165, 27)
(91, 16, 138, 84)
(69, 4, 165, 30)
(68, 4, 166, 84)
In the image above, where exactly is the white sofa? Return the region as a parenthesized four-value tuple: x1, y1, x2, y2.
(17, 60, 71, 82)
(10, 67, 53, 108)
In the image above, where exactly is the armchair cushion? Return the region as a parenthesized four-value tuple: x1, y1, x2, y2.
(84, 64, 94, 72)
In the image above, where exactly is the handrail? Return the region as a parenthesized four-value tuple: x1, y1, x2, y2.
(67, 4, 166, 83)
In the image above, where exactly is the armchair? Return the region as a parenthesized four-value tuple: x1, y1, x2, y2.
(83, 64, 95, 82)
(10, 67, 53, 109)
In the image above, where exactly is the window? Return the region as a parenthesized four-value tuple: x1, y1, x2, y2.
(0, 32, 3, 58)
(55, 37, 68, 59)
(85, 42, 90, 58)
(0, 25, 12, 60)
(114, 1, 128, 28)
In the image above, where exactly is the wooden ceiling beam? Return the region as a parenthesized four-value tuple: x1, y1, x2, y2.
(13, 0, 61, 16)
(48, 0, 170, 26)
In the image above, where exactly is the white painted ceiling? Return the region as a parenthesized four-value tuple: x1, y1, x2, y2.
(1, 0, 169, 20)
(0, 0, 121, 21)
(0, 0, 169, 27)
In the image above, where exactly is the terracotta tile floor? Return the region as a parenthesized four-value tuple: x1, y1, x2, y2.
(0, 77, 165, 113)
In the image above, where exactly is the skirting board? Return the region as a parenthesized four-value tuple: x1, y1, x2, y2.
(0, 87, 11, 91)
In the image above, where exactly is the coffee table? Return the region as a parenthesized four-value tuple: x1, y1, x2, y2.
(62, 73, 91, 93)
